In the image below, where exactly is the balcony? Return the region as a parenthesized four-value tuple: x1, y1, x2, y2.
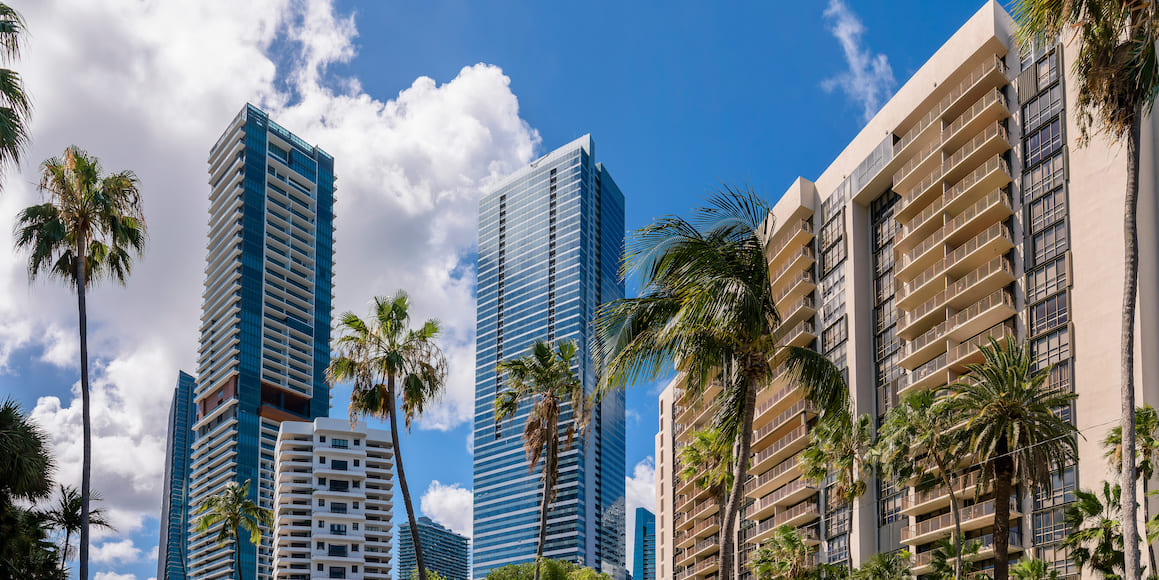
(754, 390, 815, 432)
(774, 270, 817, 308)
(778, 319, 817, 349)
(899, 288, 949, 341)
(770, 479, 819, 510)
(946, 189, 1014, 248)
(911, 530, 1024, 575)
(946, 222, 1014, 278)
(691, 514, 722, 539)
(693, 534, 719, 559)
(893, 136, 944, 193)
(750, 424, 810, 475)
(897, 164, 946, 223)
(767, 219, 815, 271)
(743, 516, 780, 546)
(770, 246, 816, 294)
(902, 351, 949, 395)
(898, 257, 948, 310)
(747, 453, 803, 499)
(894, 99, 944, 159)
(939, 55, 1009, 121)
(775, 500, 821, 528)
(675, 545, 695, 568)
(754, 365, 800, 417)
(901, 497, 1021, 545)
(948, 321, 1016, 371)
(693, 554, 720, 578)
(947, 289, 1017, 342)
(897, 192, 946, 253)
(943, 89, 1010, 150)
(943, 156, 1012, 215)
(943, 122, 1011, 185)
(900, 319, 949, 371)
(901, 471, 985, 516)
(947, 255, 1015, 311)
(896, 225, 947, 280)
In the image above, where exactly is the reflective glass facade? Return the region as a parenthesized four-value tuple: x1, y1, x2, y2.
(187, 104, 334, 580)
(632, 508, 655, 580)
(160, 370, 197, 580)
(472, 135, 626, 578)
(398, 516, 470, 580)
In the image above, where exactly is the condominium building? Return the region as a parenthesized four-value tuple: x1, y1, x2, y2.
(472, 135, 627, 578)
(398, 517, 469, 580)
(656, 1, 1159, 578)
(159, 370, 197, 580)
(271, 418, 394, 580)
(633, 508, 656, 580)
(188, 103, 336, 580)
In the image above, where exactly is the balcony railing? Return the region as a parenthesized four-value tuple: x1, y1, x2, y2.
(747, 454, 802, 495)
(944, 156, 1010, 209)
(905, 319, 950, 359)
(774, 500, 820, 526)
(899, 225, 946, 271)
(902, 288, 950, 331)
(900, 192, 946, 240)
(751, 425, 808, 467)
(946, 255, 1014, 299)
(902, 497, 1018, 542)
(903, 470, 984, 511)
(901, 164, 945, 209)
(944, 122, 1008, 175)
(944, 89, 1007, 142)
(774, 270, 816, 304)
(949, 321, 1016, 364)
(947, 189, 1012, 238)
(949, 289, 1015, 330)
(902, 257, 947, 298)
(771, 246, 815, 284)
(893, 137, 943, 186)
(768, 219, 813, 259)
(947, 222, 1013, 267)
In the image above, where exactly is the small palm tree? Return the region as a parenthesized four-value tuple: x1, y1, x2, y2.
(1010, 557, 1060, 580)
(950, 337, 1079, 580)
(44, 484, 113, 576)
(593, 188, 848, 578)
(327, 291, 448, 580)
(494, 339, 589, 580)
(0, 398, 53, 504)
(1013, 4, 1159, 576)
(928, 538, 982, 580)
(852, 551, 911, 580)
(1105, 404, 1159, 573)
(1063, 482, 1128, 579)
(750, 525, 818, 580)
(0, 3, 29, 178)
(14, 146, 146, 580)
(677, 428, 733, 511)
(802, 412, 873, 569)
(876, 389, 968, 580)
(192, 479, 271, 580)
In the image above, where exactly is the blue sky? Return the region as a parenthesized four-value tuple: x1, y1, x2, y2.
(0, 1, 994, 578)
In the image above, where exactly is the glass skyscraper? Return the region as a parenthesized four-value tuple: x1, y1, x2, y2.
(398, 516, 470, 580)
(472, 135, 626, 578)
(632, 508, 655, 580)
(159, 370, 196, 580)
(186, 104, 334, 580)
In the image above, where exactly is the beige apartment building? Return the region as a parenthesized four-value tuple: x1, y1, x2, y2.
(654, 2, 1159, 578)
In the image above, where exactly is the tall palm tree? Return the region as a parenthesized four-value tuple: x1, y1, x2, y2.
(851, 551, 911, 580)
(1012, 4, 1159, 577)
(494, 339, 590, 580)
(876, 389, 968, 580)
(1063, 482, 1129, 579)
(1105, 404, 1159, 574)
(750, 525, 819, 580)
(0, 3, 28, 178)
(44, 484, 113, 576)
(677, 427, 734, 511)
(14, 146, 146, 580)
(0, 398, 53, 504)
(950, 337, 1079, 580)
(802, 412, 873, 570)
(192, 479, 270, 579)
(593, 187, 848, 579)
(327, 291, 448, 580)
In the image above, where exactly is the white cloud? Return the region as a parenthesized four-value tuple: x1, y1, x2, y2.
(421, 480, 474, 538)
(8, 0, 537, 551)
(92, 538, 144, 565)
(94, 572, 138, 580)
(625, 457, 656, 576)
(39, 324, 78, 368)
(821, 0, 896, 123)
(625, 408, 641, 423)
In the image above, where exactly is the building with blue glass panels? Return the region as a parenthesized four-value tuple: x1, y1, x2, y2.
(159, 370, 196, 580)
(472, 135, 626, 578)
(186, 104, 334, 580)
(398, 517, 469, 580)
(632, 508, 655, 580)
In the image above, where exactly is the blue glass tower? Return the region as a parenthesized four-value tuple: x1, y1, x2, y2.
(632, 508, 655, 580)
(159, 370, 196, 580)
(187, 104, 334, 580)
(472, 135, 626, 578)
(398, 517, 470, 580)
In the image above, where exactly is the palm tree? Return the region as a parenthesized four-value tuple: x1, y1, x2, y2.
(1012, 4, 1159, 577)
(928, 538, 983, 580)
(44, 484, 113, 576)
(494, 339, 590, 580)
(0, 3, 28, 178)
(950, 337, 1079, 580)
(876, 389, 968, 580)
(1063, 482, 1129, 579)
(14, 146, 146, 580)
(802, 412, 873, 569)
(750, 525, 819, 580)
(327, 291, 447, 580)
(593, 187, 848, 578)
(1106, 404, 1159, 574)
(192, 479, 271, 579)
(0, 398, 53, 504)
(0, 506, 64, 580)
(1010, 557, 1060, 580)
(852, 551, 911, 580)
(677, 427, 734, 512)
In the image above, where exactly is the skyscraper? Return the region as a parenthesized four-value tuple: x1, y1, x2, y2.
(656, 2, 1159, 578)
(472, 135, 626, 578)
(398, 517, 469, 580)
(632, 508, 655, 580)
(187, 103, 335, 580)
(159, 370, 196, 580)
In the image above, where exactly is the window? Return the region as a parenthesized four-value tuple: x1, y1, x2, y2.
(319, 435, 326, 443)
(354, 439, 360, 446)
(1029, 187, 1067, 234)
(352, 522, 359, 530)
(827, 533, 849, 564)
(353, 501, 359, 509)
(316, 541, 324, 550)
(1039, 545, 1078, 577)
(1032, 328, 1070, 371)
(1035, 467, 1077, 510)
(1023, 84, 1063, 131)
(332, 438, 348, 449)
(820, 210, 845, 250)
(879, 491, 904, 526)
(1023, 153, 1066, 202)
(317, 499, 325, 506)
(1027, 258, 1067, 303)
(1038, 53, 1059, 87)
(823, 317, 847, 352)
(822, 239, 846, 275)
(1033, 221, 1068, 266)
(318, 564, 324, 572)
(1030, 293, 1069, 336)
(1026, 119, 1063, 167)
(1033, 507, 1068, 544)
(353, 459, 359, 467)
(319, 456, 325, 464)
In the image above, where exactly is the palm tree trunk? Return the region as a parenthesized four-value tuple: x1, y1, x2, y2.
(533, 435, 557, 580)
(389, 376, 427, 580)
(993, 447, 1014, 580)
(234, 533, 241, 580)
(932, 457, 963, 580)
(1123, 108, 1144, 580)
(1145, 477, 1156, 577)
(720, 374, 758, 580)
(75, 253, 92, 580)
(61, 529, 71, 577)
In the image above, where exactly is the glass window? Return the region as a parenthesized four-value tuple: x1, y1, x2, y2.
(1027, 258, 1067, 303)
(823, 317, 848, 352)
(1039, 545, 1078, 577)
(1030, 293, 1069, 336)
(1033, 507, 1068, 544)
(1023, 84, 1063, 131)
(1029, 187, 1067, 234)
(1026, 119, 1064, 168)
(1033, 222, 1068, 266)
(1035, 467, 1077, 510)
(1032, 328, 1070, 371)
(823, 239, 847, 275)
(1038, 53, 1059, 88)
(879, 491, 904, 526)
(1024, 154, 1066, 202)
(820, 210, 845, 251)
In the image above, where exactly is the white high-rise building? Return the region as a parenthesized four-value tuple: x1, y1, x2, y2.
(271, 418, 394, 580)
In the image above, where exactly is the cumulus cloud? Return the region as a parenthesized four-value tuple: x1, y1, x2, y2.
(92, 538, 144, 565)
(94, 572, 138, 580)
(625, 457, 656, 575)
(7, 0, 537, 551)
(821, 0, 896, 123)
(421, 480, 474, 538)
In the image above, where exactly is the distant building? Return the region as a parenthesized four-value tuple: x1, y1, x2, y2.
(398, 517, 469, 580)
(158, 370, 196, 580)
(271, 417, 394, 580)
(632, 508, 655, 580)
